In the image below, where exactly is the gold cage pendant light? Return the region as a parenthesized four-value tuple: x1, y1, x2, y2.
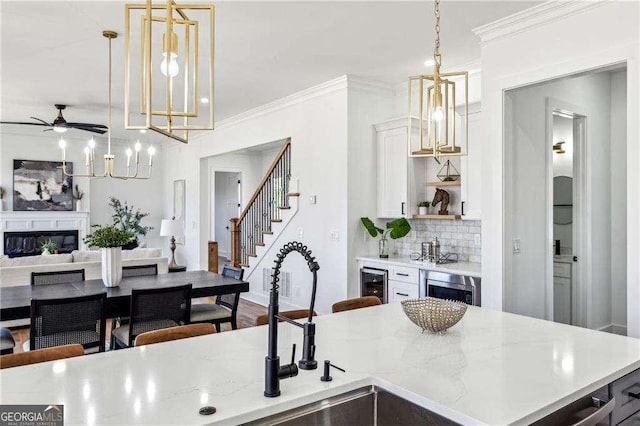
(60, 31, 154, 180)
(408, 0, 468, 159)
(124, 0, 215, 144)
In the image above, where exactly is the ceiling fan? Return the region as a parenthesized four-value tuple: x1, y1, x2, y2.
(0, 104, 108, 134)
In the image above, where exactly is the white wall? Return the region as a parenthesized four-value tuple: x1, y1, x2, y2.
(0, 131, 163, 248)
(504, 71, 612, 328)
(611, 70, 628, 332)
(163, 77, 354, 313)
(477, 1, 639, 336)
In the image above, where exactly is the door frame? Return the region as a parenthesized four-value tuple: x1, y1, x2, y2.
(545, 97, 591, 327)
(210, 169, 243, 258)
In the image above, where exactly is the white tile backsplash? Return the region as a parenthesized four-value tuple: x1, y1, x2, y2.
(392, 219, 481, 262)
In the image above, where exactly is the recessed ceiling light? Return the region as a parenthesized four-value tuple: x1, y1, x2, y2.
(139, 129, 146, 134)
(424, 59, 435, 67)
(200, 97, 209, 104)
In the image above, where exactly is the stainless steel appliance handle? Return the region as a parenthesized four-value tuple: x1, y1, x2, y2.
(362, 268, 387, 276)
(573, 397, 615, 426)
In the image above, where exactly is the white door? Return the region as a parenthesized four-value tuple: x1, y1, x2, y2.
(214, 172, 241, 258)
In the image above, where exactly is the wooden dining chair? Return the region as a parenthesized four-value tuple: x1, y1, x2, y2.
(134, 323, 214, 347)
(111, 284, 192, 349)
(190, 265, 243, 332)
(1, 344, 84, 369)
(255, 310, 318, 326)
(29, 293, 107, 353)
(31, 269, 85, 286)
(331, 296, 382, 313)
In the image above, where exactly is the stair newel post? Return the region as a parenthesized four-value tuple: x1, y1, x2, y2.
(230, 218, 240, 267)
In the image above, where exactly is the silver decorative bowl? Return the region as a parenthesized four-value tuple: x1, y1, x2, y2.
(401, 298, 467, 333)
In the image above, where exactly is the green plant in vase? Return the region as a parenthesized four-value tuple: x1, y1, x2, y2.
(84, 225, 133, 288)
(40, 239, 57, 255)
(108, 197, 153, 249)
(361, 217, 411, 259)
(417, 201, 430, 216)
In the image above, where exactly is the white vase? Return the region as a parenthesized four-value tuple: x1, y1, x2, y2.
(76, 199, 82, 211)
(418, 206, 428, 215)
(102, 247, 123, 287)
(41, 250, 52, 256)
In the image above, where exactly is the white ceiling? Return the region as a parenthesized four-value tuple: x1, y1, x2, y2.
(1, 1, 540, 144)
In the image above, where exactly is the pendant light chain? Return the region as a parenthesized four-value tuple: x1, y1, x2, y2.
(434, 0, 441, 65)
(107, 33, 112, 155)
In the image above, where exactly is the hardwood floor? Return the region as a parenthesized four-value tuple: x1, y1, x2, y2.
(8, 297, 268, 354)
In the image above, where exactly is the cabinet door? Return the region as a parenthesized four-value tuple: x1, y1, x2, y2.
(377, 127, 408, 218)
(553, 277, 571, 324)
(460, 106, 482, 219)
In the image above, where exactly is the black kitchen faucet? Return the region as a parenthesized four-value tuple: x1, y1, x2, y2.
(264, 241, 320, 398)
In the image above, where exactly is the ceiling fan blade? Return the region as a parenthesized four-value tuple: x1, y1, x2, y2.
(0, 121, 51, 127)
(29, 117, 53, 126)
(66, 122, 108, 130)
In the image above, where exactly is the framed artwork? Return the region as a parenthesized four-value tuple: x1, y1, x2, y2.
(13, 160, 73, 211)
(173, 179, 186, 244)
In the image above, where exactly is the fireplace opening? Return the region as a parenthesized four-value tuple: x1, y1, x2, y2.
(4, 230, 79, 258)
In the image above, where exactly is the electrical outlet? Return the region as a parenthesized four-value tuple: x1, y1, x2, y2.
(513, 238, 521, 254)
(297, 227, 304, 238)
(330, 230, 340, 241)
(474, 234, 481, 246)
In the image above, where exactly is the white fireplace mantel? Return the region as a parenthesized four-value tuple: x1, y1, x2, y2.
(0, 211, 91, 255)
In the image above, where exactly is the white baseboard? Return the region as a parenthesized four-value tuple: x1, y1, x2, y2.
(240, 291, 302, 312)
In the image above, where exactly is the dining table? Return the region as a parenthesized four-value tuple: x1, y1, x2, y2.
(0, 270, 249, 321)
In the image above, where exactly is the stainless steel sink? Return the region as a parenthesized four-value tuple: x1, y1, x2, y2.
(243, 385, 459, 425)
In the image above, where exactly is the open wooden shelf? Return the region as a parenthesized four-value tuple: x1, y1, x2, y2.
(424, 181, 461, 187)
(412, 214, 462, 220)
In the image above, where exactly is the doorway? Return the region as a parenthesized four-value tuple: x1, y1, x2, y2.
(504, 65, 627, 334)
(214, 171, 241, 259)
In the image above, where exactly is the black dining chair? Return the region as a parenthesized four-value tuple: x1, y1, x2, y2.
(29, 293, 107, 353)
(31, 269, 85, 286)
(111, 284, 192, 349)
(109, 264, 160, 349)
(190, 265, 243, 332)
(0, 328, 16, 355)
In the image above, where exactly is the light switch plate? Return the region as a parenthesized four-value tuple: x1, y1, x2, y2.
(330, 230, 340, 241)
(474, 234, 481, 246)
(309, 195, 317, 204)
(297, 227, 304, 238)
(513, 238, 521, 254)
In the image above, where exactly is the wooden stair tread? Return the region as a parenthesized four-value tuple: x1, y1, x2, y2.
(278, 206, 291, 210)
(287, 193, 300, 197)
(256, 243, 265, 247)
(263, 231, 273, 235)
(247, 253, 257, 258)
(240, 263, 250, 268)
(271, 219, 282, 223)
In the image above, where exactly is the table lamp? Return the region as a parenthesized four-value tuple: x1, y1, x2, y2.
(160, 218, 184, 268)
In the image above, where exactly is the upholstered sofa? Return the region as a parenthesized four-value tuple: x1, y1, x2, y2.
(0, 248, 169, 288)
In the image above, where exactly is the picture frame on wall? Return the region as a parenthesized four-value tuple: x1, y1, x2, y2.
(13, 160, 73, 211)
(173, 179, 186, 245)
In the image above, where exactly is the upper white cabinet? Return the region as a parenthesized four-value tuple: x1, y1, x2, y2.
(375, 105, 481, 220)
(375, 118, 427, 218)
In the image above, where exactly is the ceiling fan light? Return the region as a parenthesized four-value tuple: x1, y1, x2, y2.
(53, 126, 67, 133)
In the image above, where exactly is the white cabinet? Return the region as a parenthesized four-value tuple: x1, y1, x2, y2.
(375, 118, 426, 219)
(389, 280, 419, 302)
(553, 261, 572, 324)
(460, 104, 482, 220)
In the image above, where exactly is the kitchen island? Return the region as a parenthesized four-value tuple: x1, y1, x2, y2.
(1, 303, 639, 425)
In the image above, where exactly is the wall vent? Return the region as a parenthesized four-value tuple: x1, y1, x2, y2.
(262, 267, 291, 299)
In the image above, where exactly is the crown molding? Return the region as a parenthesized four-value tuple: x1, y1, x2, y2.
(473, 0, 612, 45)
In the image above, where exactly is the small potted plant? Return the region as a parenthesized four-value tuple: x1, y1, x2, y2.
(74, 185, 84, 212)
(417, 201, 430, 216)
(109, 197, 153, 249)
(41, 239, 58, 255)
(84, 225, 133, 287)
(361, 217, 411, 258)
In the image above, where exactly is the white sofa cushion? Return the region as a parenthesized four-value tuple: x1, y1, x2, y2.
(71, 250, 102, 263)
(122, 248, 162, 259)
(0, 253, 73, 267)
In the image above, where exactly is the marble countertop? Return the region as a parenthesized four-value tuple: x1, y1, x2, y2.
(356, 255, 482, 277)
(2, 304, 640, 425)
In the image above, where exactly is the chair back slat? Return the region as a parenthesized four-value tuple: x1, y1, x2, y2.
(134, 324, 214, 346)
(128, 284, 192, 346)
(221, 265, 244, 281)
(30, 293, 106, 352)
(31, 269, 85, 286)
(122, 264, 158, 278)
(1, 344, 84, 369)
